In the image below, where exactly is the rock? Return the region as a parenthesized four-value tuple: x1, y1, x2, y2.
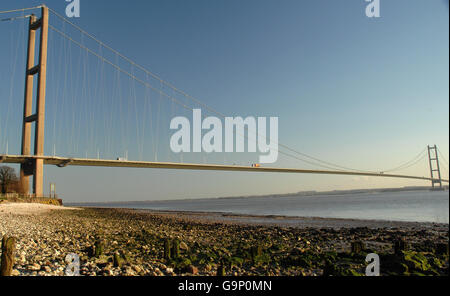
(186, 265, 198, 275)
(94, 255, 109, 264)
(43, 260, 51, 266)
(180, 241, 189, 251)
(28, 263, 41, 271)
(11, 269, 20, 276)
(123, 266, 135, 276)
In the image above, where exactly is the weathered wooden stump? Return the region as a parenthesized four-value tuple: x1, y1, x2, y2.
(251, 244, 263, 263)
(164, 238, 172, 260)
(113, 252, 125, 268)
(351, 241, 365, 254)
(435, 243, 449, 256)
(216, 264, 225, 276)
(322, 260, 336, 277)
(172, 239, 180, 259)
(394, 238, 409, 255)
(0, 236, 16, 276)
(95, 240, 105, 257)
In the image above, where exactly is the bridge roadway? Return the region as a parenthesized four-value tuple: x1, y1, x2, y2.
(1, 154, 448, 184)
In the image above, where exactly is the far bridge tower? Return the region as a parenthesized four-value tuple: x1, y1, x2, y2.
(427, 145, 443, 190)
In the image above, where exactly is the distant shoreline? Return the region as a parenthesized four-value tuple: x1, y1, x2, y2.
(96, 207, 449, 229)
(67, 186, 449, 206)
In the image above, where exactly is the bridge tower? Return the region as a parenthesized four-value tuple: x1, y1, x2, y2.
(427, 145, 442, 190)
(19, 6, 49, 197)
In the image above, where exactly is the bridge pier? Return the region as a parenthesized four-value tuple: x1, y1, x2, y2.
(33, 159, 44, 197)
(19, 6, 48, 197)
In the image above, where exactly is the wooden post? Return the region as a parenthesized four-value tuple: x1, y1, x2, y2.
(351, 241, 365, 254)
(216, 264, 225, 276)
(172, 239, 180, 259)
(94, 240, 104, 257)
(0, 236, 16, 276)
(251, 244, 263, 263)
(113, 252, 125, 267)
(164, 238, 171, 260)
(394, 238, 409, 255)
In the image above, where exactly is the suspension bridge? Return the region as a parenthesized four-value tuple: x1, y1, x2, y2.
(0, 5, 448, 198)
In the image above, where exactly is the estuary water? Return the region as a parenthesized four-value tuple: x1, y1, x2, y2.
(71, 190, 449, 223)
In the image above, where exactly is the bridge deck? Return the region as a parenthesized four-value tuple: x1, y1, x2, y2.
(1, 154, 448, 183)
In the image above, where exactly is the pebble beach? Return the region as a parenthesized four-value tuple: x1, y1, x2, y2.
(0, 202, 448, 276)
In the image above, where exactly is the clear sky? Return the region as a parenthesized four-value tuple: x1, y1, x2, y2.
(0, 0, 448, 202)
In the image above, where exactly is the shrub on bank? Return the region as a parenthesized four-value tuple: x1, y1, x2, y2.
(0, 194, 63, 206)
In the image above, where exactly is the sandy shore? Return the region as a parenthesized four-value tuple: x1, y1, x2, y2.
(0, 206, 448, 276)
(0, 202, 79, 215)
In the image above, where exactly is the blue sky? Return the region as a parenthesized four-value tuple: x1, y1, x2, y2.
(0, 0, 448, 202)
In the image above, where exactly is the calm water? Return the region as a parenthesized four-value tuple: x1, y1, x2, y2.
(72, 190, 449, 223)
